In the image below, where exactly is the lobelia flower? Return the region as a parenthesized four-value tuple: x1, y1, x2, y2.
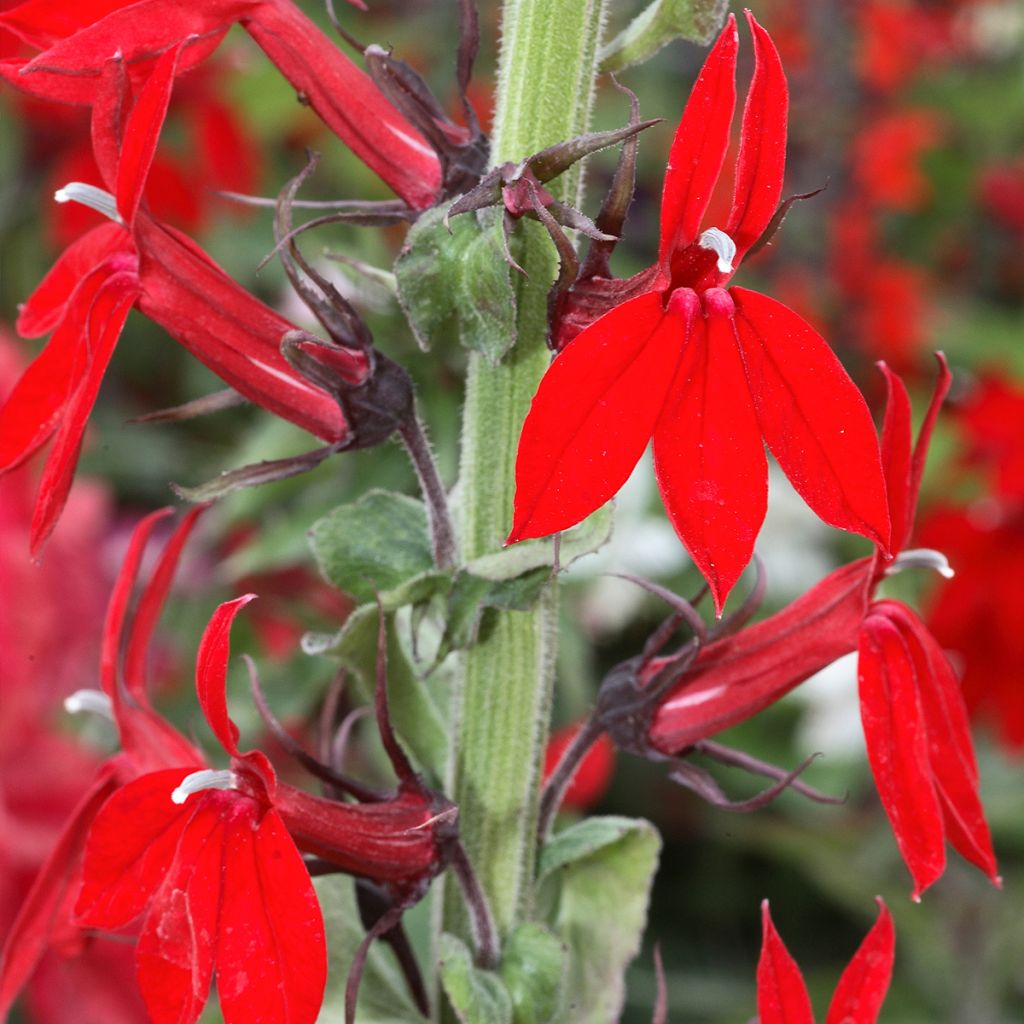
(508, 11, 890, 613)
(757, 899, 894, 1024)
(0, 44, 355, 552)
(622, 357, 999, 897)
(0, 0, 441, 209)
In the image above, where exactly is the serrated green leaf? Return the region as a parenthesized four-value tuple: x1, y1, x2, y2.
(396, 205, 517, 363)
(314, 876, 423, 1024)
(310, 490, 434, 602)
(537, 817, 661, 1022)
(466, 505, 613, 582)
(303, 604, 448, 781)
(439, 934, 514, 1024)
(600, 0, 729, 72)
(500, 924, 567, 1024)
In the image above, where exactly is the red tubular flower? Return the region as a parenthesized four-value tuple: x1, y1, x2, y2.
(0, 0, 440, 208)
(509, 11, 890, 613)
(543, 722, 615, 811)
(0, 45, 348, 552)
(757, 899, 894, 1024)
(644, 356, 999, 897)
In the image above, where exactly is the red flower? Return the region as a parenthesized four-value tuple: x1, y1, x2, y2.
(509, 12, 890, 612)
(757, 899, 894, 1024)
(543, 723, 615, 811)
(0, 0, 440, 208)
(0, 45, 348, 552)
(645, 357, 999, 897)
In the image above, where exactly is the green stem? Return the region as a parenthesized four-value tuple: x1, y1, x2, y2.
(442, 0, 609, 950)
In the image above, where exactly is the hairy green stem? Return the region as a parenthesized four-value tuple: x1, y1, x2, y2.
(442, 0, 609, 954)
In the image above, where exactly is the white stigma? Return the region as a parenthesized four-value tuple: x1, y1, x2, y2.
(64, 689, 114, 721)
(54, 182, 123, 224)
(171, 769, 239, 805)
(697, 227, 736, 274)
(884, 548, 955, 579)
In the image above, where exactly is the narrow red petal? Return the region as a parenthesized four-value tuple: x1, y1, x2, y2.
(907, 353, 952, 526)
(91, 55, 128, 191)
(756, 901, 814, 1024)
(731, 287, 892, 552)
(16, 222, 128, 338)
(217, 808, 326, 1024)
(115, 41, 182, 226)
(878, 362, 914, 556)
(658, 16, 738, 264)
(877, 602, 999, 884)
(649, 557, 874, 752)
(195, 595, 257, 759)
(825, 898, 895, 1024)
(725, 11, 788, 263)
(75, 769, 196, 931)
(653, 291, 767, 614)
(858, 613, 946, 899)
(0, 0, 139, 49)
(135, 798, 225, 1024)
(0, 765, 118, 1019)
(29, 269, 139, 554)
(509, 290, 689, 543)
(243, 0, 440, 209)
(123, 505, 207, 703)
(134, 216, 346, 443)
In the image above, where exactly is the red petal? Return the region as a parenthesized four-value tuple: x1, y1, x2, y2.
(726, 12, 788, 263)
(0, 0, 140, 50)
(907, 353, 951, 528)
(75, 769, 196, 931)
(509, 290, 689, 543)
(0, 764, 118, 1019)
(135, 798, 224, 1024)
(825, 898, 895, 1024)
(123, 505, 207, 703)
(876, 602, 999, 884)
(654, 290, 766, 614)
(195, 594, 257, 759)
(90, 56, 127, 191)
(658, 16, 738, 264)
(731, 287, 891, 551)
(756, 901, 814, 1024)
(115, 41, 181, 226)
(16, 222, 128, 338)
(858, 612, 946, 899)
(878, 362, 914, 556)
(29, 270, 138, 554)
(134, 216, 346, 443)
(217, 808, 326, 1024)
(649, 557, 874, 752)
(243, 1, 440, 209)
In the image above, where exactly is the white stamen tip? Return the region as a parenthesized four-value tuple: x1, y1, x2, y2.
(885, 548, 955, 579)
(171, 769, 239, 805)
(64, 689, 114, 720)
(698, 227, 736, 274)
(54, 182, 123, 224)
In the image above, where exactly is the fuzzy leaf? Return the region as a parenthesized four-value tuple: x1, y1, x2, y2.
(536, 817, 660, 1022)
(439, 934, 513, 1024)
(499, 924, 566, 1024)
(600, 0, 729, 72)
(396, 206, 516, 363)
(309, 491, 434, 603)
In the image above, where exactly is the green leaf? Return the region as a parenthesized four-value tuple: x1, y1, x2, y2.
(303, 604, 449, 781)
(439, 934, 513, 1024)
(314, 876, 423, 1024)
(600, 0, 729, 72)
(536, 817, 661, 1022)
(309, 490, 434, 602)
(466, 505, 613, 582)
(396, 206, 517, 364)
(500, 924, 567, 1024)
